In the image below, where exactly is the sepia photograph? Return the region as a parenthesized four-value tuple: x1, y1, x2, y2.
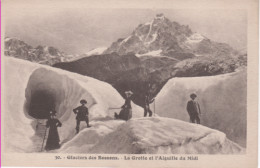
(1, 0, 258, 167)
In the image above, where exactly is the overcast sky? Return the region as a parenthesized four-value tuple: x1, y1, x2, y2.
(4, 1, 247, 54)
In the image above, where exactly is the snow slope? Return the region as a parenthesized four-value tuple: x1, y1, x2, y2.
(2, 57, 142, 152)
(155, 70, 247, 147)
(85, 47, 107, 56)
(60, 117, 244, 154)
(68, 47, 108, 61)
(3, 57, 245, 154)
(185, 33, 206, 44)
(136, 50, 162, 57)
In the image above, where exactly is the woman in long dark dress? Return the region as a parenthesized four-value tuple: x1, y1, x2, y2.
(45, 113, 62, 151)
(114, 91, 133, 121)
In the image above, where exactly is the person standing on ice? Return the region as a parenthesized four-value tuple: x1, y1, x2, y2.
(73, 99, 91, 134)
(114, 91, 133, 121)
(45, 112, 62, 151)
(186, 93, 201, 124)
(49, 107, 57, 118)
(144, 93, 154, 117)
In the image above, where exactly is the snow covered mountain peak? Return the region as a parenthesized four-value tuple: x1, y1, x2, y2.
(104, 14, 194, 56)
(155, 13, 165, 20)
(143, 13, 166, 26)
(104, 14, 237, 59)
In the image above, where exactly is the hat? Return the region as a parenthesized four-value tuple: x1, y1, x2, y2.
(125, 91, 133, 96)
(190, 93, 197, 98)
(49, 110, 57, 116)
(80, 99, 87, 104)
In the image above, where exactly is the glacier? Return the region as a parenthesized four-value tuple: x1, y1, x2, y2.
(155, 69, 247, 147)
(3, 57, 142, 152)
(2, 57, 245, 154)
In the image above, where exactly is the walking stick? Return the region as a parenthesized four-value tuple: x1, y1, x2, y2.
(108, 107, 122, 110)
(41, 126, 48, 152)
(154, 99, 156, 117)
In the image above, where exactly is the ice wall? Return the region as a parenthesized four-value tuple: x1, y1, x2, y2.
(3, 57, 142, 152)
(155, 70, 247, 147)
(24, 67, 98, 144)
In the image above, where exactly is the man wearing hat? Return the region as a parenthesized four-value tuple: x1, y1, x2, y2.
(73, 99, 91, 134)
(144, 93, 154, 117)
(186, 93, 201, 124)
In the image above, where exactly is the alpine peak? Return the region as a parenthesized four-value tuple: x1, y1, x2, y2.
(104, 14, 236, 59)
(155, 13, 165, 20)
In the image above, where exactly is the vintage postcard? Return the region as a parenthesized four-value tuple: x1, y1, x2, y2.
(1, 0, 258, 167)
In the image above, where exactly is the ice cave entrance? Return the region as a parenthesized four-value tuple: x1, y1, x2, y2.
(28, 90, 55, 119)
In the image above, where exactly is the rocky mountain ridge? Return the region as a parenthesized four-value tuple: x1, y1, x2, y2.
(4, 37, 73, 65)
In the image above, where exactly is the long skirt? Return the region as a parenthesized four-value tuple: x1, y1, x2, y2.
(115, 108, 132, 121)
(45, 127, 60, 150)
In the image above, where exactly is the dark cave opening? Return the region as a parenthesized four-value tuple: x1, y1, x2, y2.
(28, 90, 55, 119)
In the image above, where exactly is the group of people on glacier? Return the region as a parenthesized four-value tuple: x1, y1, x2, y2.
(114, 90, 155, 120)
(43, 90, 201, 151)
